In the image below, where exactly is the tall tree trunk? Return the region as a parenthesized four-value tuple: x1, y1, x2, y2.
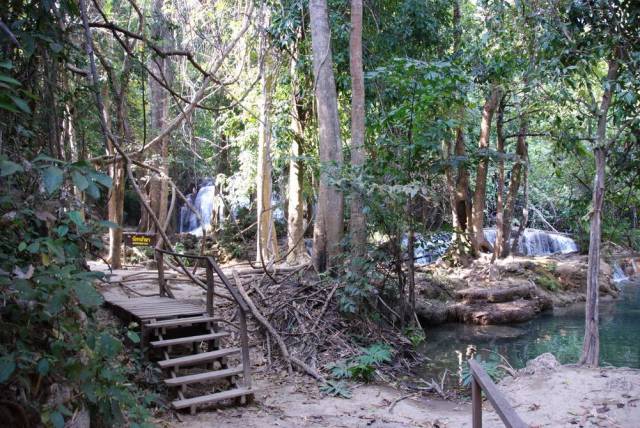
(451, 0, 472, 247)
(103, 88, 126, 269)
(287, 43, 307, 265)
(471, 86, 501, 254)
(406, 199, 416, 318)
(492, 97, 506, 261)
(444, 138, 458, 230)
(310, 0, 344, 272)
(256, 12, 279, 264)
(580, 53, 620, 367)
(455, 127, 474, 237)
(349, 0, 366, 268)
(148, 0, 172, 241)
(499, 118, 528, 257)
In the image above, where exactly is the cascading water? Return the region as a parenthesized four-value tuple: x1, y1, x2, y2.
(178, 180, 223, 236)
(484, 228, 578, 256)
(178, 180, 284, 236)
(612, 262, 629, 283)
(403, 232, 453, 265)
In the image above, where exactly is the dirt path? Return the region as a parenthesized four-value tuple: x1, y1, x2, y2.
(166, 375, 474, 427)
(161, 357, 640, 428)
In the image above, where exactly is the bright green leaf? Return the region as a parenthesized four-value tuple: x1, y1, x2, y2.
(0, 159, 23, 177)
(85, 182, 100, 199)
(127, 330, 140, 344)
(98, 220, 120, 229)
(56, 225, 69, 237)
(74, 282, 103, 307)
(68, 210, 84, 226)
(42, 166, 64, 194)
(71, 170, 89, 191)
(89, 171, 112, 188)
(9, 95, 31, 113)
(0, 74, 20, 86)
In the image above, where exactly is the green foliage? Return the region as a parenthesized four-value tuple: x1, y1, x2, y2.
(0, 61, 32, 114)
(0, 158, 152, 426)
(532, 265, 563, 292)
(327, 343, 393, 382)
(338, 256, 378, 314)
(404, 325, 426, 348)
(320, 380, 352, 399)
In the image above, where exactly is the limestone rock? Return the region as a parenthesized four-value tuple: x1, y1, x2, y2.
(415, 299, 448, 325)
(521, 353, 560, 375)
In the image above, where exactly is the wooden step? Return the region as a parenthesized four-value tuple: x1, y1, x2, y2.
(164, 366, 244, 387)
(150, 332, 229, 348)
(158, 347, 241, 369)
(172, 387, 253, 410)
(146, 316, 217, 329)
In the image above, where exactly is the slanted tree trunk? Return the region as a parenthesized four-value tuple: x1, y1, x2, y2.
(310, 0, 344, 272)
(471, 86, 501, 254)
(256, 12, 279, 264)
(147, 0, 172, 242)
(287, 42, 307, 265)
(499, 118, 528, 257)
(349, 0, 366, 268)
(580, 53, 620, 367)
(510, 157, 529, 255)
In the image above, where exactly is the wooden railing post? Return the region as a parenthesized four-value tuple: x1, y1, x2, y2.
(468, 359, 527, 428)
(157, 250, 166, 297)
(472, 376, 482, 428)
(238, 310, 251, 389)
(205, 262, 214, 317)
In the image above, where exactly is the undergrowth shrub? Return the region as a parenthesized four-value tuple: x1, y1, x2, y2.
(327, 343, 394, 382)
(0, 156, 153, 427)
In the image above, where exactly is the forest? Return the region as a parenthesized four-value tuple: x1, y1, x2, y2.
(1, 0, 639, 426)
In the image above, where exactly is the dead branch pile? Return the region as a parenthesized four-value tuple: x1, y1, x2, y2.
(210, 264, 422, 383)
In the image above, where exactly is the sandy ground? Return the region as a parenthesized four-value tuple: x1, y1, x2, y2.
(156, 358, 640, 428)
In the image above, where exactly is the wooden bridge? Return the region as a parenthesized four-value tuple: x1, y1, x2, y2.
(102, 249, 253, 414)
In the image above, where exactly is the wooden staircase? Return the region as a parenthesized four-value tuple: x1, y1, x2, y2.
(146, 250, 254, 414)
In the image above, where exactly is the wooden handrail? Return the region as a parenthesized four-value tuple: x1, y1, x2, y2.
(154, 248, 252, 388)
(469, 359, 527, 428)
(153, 248, 249, 313)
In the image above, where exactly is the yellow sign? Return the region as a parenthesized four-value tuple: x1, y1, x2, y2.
(123, 233, 155, 247)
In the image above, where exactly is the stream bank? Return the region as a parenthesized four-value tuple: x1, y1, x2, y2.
(415, 252, 623, 326)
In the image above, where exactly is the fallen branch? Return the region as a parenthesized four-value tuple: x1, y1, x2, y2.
(232, 271, 325, 381)
(310, 281, 340, 333)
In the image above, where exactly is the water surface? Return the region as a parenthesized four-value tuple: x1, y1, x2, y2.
(418, 280, 640, 385)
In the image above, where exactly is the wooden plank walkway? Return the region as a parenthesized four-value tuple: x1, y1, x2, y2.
(103, 294, 206, 321)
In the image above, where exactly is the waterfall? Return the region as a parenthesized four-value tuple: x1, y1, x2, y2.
(483, 228, 578, 256)
(178, 180, 282, 236)
(403, 233, 452, 265)
(178, 181, 222, 236)
(612, 262, 629, 283)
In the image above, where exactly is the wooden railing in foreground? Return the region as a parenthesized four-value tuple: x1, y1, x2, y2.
(469, 359, 527, 428)
(154, 248, 251, 389)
